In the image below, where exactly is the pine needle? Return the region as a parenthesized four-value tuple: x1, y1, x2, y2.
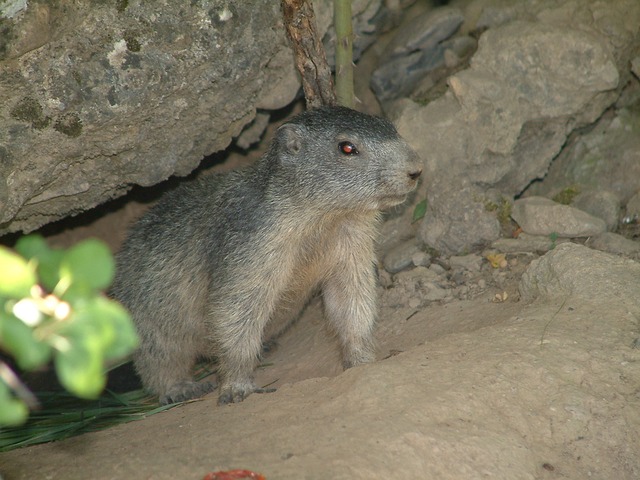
(0, 388, 174, 452)
(0, 362, 217, 452)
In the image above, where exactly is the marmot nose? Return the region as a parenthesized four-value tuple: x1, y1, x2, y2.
(408, 169, 422, 181)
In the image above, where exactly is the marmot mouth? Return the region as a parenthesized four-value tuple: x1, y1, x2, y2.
(378, 194, 408, 209)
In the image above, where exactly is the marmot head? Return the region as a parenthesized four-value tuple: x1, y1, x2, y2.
(271, 106, 422, 211)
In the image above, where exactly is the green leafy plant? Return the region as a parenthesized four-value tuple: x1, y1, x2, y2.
(412, 198, 428, 223)
(0, 235, 138, 426)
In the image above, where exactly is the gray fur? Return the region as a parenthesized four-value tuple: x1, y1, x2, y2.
(111, 106, 422, 405)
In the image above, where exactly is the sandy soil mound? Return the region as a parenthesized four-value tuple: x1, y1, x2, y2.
(1, 244, 639, 479)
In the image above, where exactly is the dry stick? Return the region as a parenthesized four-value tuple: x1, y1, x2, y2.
(539, 296, 569, 347)
(0, 361, 40, 410)
(334, 0, 354, 108)
(282, 0, 337, 109)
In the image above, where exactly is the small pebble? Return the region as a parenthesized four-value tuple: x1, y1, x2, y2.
(411, 251, 431, 267)
(378, 269, 394, 288)
(424, 283, 449, 301)
(450, 270, 468, 286)
(383, 238, 422, 274)
(449, 254, 483, 272)
(408, 297, 421, 309)
(429, 263, 446, 275)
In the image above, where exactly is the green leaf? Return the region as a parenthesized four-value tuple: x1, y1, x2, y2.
(0, 312, 51, 370)
(55, 339, 105, 399)
(0, 247, 36, 298)
(15, 235, 63, 292)
(37, 250, 65, 293)
(97, 299, 138, 360)
(62, 298, 138, 361)
(51, 296, 137, 399)
(59, 239, 114, 292)
(14, 235, 50, 260)
(59, 282, 95, 304)
(412, 198, 428, 223)
(64, 302, 116, 350)
(0, 382, 29, 427)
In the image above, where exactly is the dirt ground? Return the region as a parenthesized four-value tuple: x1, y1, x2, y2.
(1, 244, 639, 479)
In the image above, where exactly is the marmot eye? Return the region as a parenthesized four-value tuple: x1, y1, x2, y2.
(339, 141, 359, 155)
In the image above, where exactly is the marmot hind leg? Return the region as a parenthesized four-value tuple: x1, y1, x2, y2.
(161, 380, 217, 405)
(214, 308, 277, 405)
(133, 332, 215, 404)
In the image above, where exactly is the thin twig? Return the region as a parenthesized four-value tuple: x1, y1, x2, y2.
(281, 0, 337, 108)
(0, 361, 40, 410)
(540, 296, 569, 347)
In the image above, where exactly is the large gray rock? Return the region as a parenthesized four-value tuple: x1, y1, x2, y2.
(519, 242, 640, 314)
(371, 6, 465, 101)
(390, 0, 640, 255)
(525, 106, 640, 205)
(511, 196, 607, 237)
(418, 181, 500, 254)
(585, 232, 640, 258)
(0, 0, 383, 235)
(571, 190, 621, 232)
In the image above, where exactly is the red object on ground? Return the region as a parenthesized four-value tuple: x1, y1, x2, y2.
(202, 469, 266, 480)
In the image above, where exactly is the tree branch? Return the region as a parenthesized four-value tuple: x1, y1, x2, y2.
(281, 0, 337, 108)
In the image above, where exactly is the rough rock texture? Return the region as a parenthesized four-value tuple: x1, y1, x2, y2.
(571, 189, 621, 231)
(490, 234, 569, 254)
(382, 237, 424, 274)
(519, 242, 640, 311)
(586, 232, 640, 259)
(511, 196, 607, 237)
(525, 105, 640, 205)
(370, 6, 465, 101)
(627, 191, 640, 220)
(390, 0, 640, 254)
(417, 181, 500, 254)
(0, 0, 382, 235)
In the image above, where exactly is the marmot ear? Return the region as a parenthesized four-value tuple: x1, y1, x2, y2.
(277, 124, 305, 155)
